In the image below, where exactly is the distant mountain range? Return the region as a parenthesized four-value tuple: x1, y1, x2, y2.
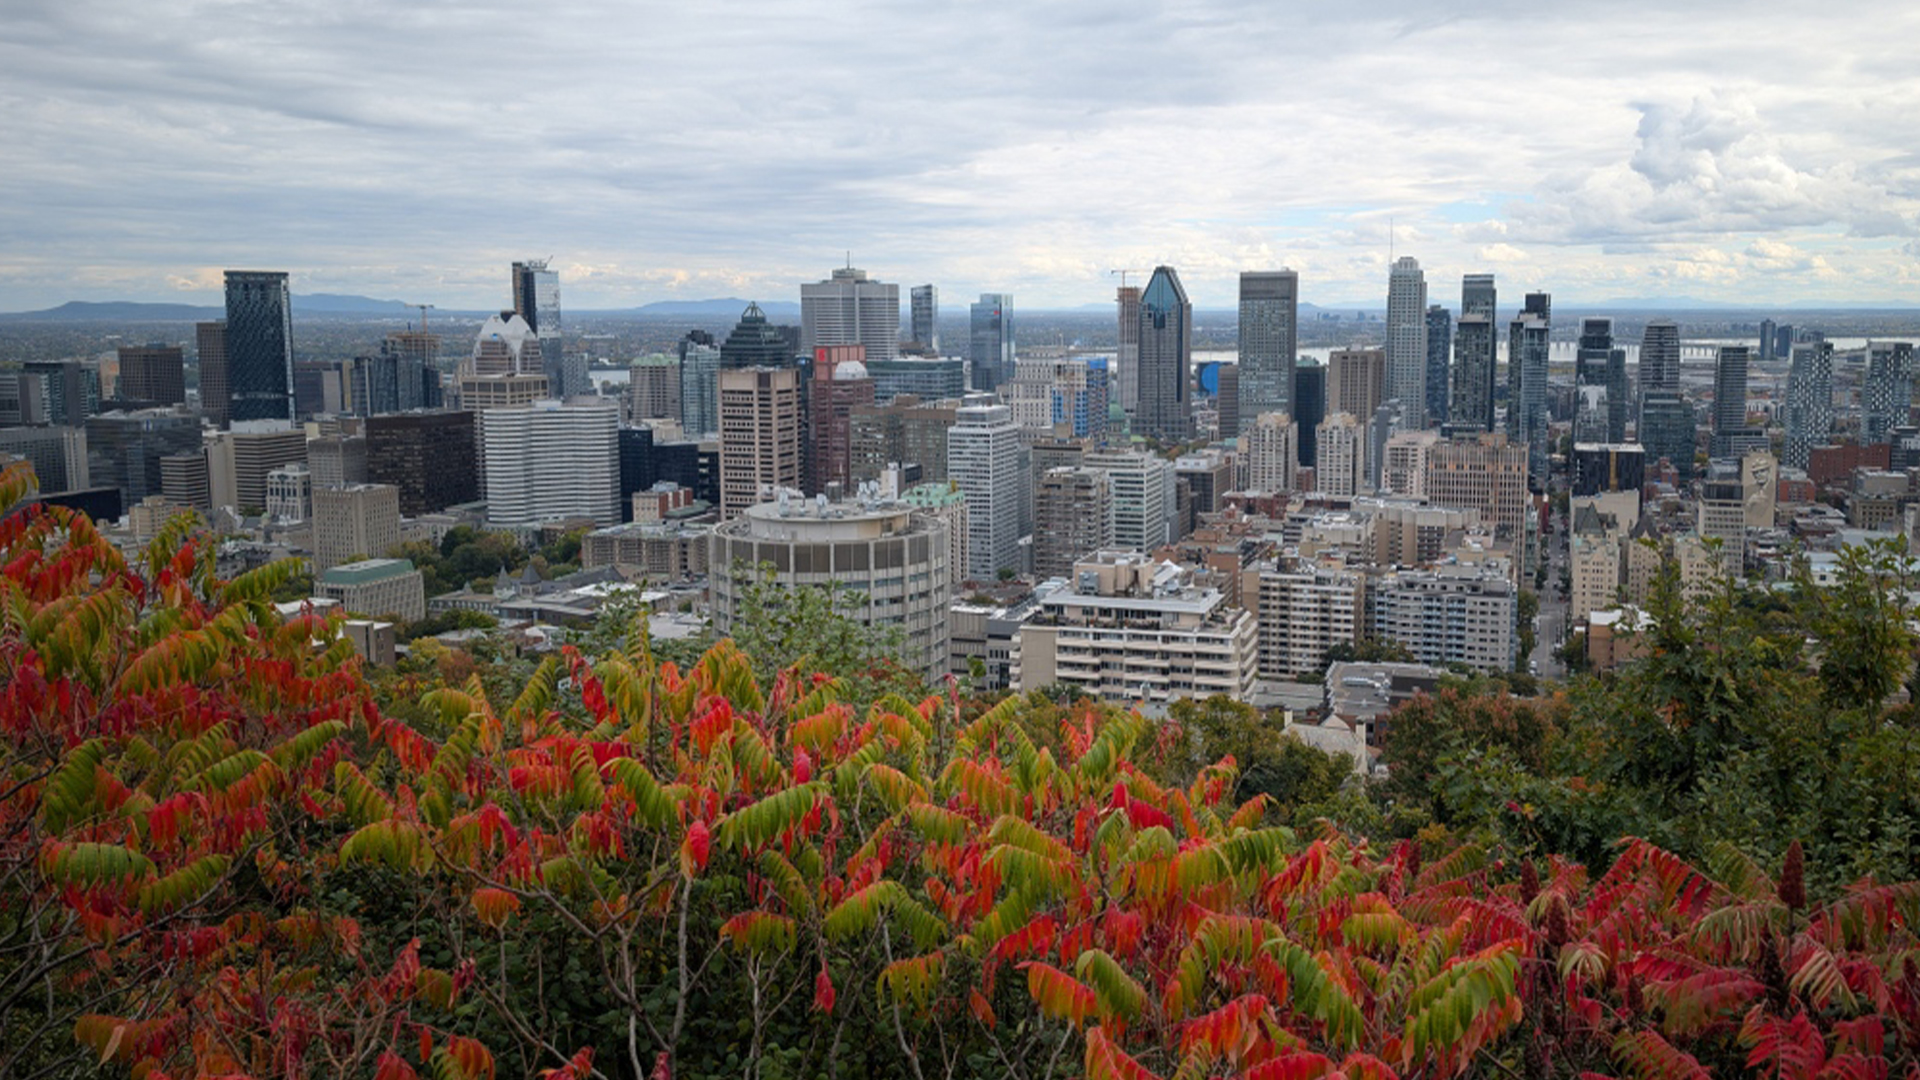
(0, 294, 438, 321)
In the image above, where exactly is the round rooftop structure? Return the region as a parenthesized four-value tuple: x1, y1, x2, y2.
(833, 359, 870, 380)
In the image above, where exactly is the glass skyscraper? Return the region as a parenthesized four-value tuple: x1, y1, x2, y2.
(1134, 267, 1191, 444)
(222, 271, 294, 422)
(969, 293, 1014, 392)
(1424, 304, 1451, 426)
(1293, 360, 1326, 467)
(1385, 257, 1428, 429)
(1236, 270, 1297, 432)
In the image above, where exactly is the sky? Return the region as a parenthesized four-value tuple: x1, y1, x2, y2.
(3, 0, 1918, 313)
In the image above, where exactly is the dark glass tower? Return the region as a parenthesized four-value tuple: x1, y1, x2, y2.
(719, 303, 794, 369)
(1135, 266, 1191, 444)
(1454, 274, 1497, 432)
(1638, 319, 1680, 398)
(1710, 345, 1751, 458)
(222, 271, 294, 422)
(1424, 304, 1451, 426)
(1576, 318, 1627, 442)
(1293, 360, 1326, 467)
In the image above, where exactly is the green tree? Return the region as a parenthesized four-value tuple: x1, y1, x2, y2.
(1166, 695, 1352, 817)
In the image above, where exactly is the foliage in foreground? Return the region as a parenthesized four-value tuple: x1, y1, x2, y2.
(6, 459, 1920, 1079)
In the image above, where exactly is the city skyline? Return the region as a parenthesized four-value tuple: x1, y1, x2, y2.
(2, 2, 1916, 313)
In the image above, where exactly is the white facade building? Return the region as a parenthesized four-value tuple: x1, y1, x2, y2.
(801, 267, 900, 362)
(480, 399, 620, 529)
(947, 403, 1023, 580)
(1245, 412, 1299, 494)
(1316, 412, 1363, 498)
(1083, 449, 1174, 553)
(1385, 257, 1430, 429)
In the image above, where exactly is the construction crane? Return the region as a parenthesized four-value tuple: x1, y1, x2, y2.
(1108, 269, 1143, 289)
(408, 303, 435, 333)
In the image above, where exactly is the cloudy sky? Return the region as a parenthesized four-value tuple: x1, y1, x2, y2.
(4, 0, 1918, 312)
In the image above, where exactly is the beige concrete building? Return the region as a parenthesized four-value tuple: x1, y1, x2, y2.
(1315, 412, 1364, 497)
(1244, 411, 1299, 493)
(1013, 552, 1258, 705)
(1034, 467, 1112, 580)
(718, 367, 803, 518)
(1380, 430, 1440, 499)
(1245, 560, 1365, 678)
(311, 483, 400, 572)
(1327, 348, 1386, 421)
(581, 520, 712, 580)
(1423, 433, 1530, 537)
(316, 558, 426, 622)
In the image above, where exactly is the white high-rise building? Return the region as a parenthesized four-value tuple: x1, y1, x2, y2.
(1245, 412, 1299, 494)
(1315, 412, 1364, 498)
(480, 399, 620, 528)
(947, 403, 1023, 581)
(1386, 257, 1430, 429)
(1083, 449, 1175, 553)
(802, 267, 899, 362)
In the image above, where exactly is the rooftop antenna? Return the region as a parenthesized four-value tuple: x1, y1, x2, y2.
(1109, 268, 1143, 289)
(1389, 217, 1395, 262)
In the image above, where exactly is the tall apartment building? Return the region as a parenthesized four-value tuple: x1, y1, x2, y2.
(1012, 552, 1258, 705)
(909, 284, 939, 353)
(1575, 318, 1628, 443)
(1385, 257, 1429, 428)
(709, 494, 953, 681)
(718, 366, 803, 517)
(1315, 412, 1363, 497)
(1506, 296, 1552, 489)
(849, 395, 958, 484)
(1452, 274, 1497, 433)
(365, 410, 478, 514)
(1423, 433, 1529, 537)
(1425, 304, 1452, 427)
(1783, 340, 1834, 470)
(803, 267, 900, 362)
(968, 293, 1014, 391)
(191, 321, 229, 427)
(948, 403, 1022, 580)
(627, 355, 682, 423)
(1864, 341, 1915, 446)
(1639, 319, 1681, 398)
(1116, 285, 1142, 415)
(1450, 313, 1496, 433)
(1237, 270, 1297, 431)
(1084, 449, 1174, 552)
(116, 345, 186, 406)
(311, 483, 401, 572)
(1710, 345, 1752, 459)
(1034, 467, 1113, 580)
(1380, 429, 1440, 499)
(1327, 348, 1386, 424)
(807, 346, 876, 494)
(1246, 561, 1364, 678)
(222, 271, 295, 423)
(1245, 411, 1299, 493)
(678, 332, 721, 436)
(481, 399, 620, 528)
(1135, 267, 1192, 444)
(1370, 564, 1516, 673)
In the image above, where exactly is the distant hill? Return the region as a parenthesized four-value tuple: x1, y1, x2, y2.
(2, 293, 434, 321)
(628, 298, 801, 319)
(0, 300, 223, 322)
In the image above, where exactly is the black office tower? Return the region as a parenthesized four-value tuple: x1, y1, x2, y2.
(1294, 360, 1326, 467)
(223, 271, 294, 422)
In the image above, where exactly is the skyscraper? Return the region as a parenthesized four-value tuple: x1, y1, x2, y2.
(1710, 346, 1751, 459)
(910, 285, 939, 353)
(948, 403, 1022, 580)
(1315, 413, 1363, 497)
(1864, 341, 1915, 446)
(1294, 361, 1326, 467)
(719, 303, 795, 369)
(1450, 313, 1496, 433)
(1639, 393, 1697, 483)
(222, 271, 294, 423)
(1034, 467, 1113, 580)
(1135, 266, 1192, 444)
(195, 322, 229, 427)
(1245, 412, 1299, 493)
(483, 399, 620, 528)
(1385, 257, 1429, 429)
(718, 366, 802, 517)
(1638, 319, 1681, 398)
(1783, 341, 1834, 470)
(678, 330, 721, 436)
(512, 259, 582, 398)
(969, 294, 1014, 392)
(1758, 319, 1778, 362)
(802, 267, 900, 362)
(1575, 318, 1627, 443)
(1424, 304, 1451, 427)
(1237, 270, 1297, 433)
(1326, 348, 1386, 422)
(806, 346, 875, 494)
(1507, 295, 1551, 491)
(1116, 285, 1142, 415)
